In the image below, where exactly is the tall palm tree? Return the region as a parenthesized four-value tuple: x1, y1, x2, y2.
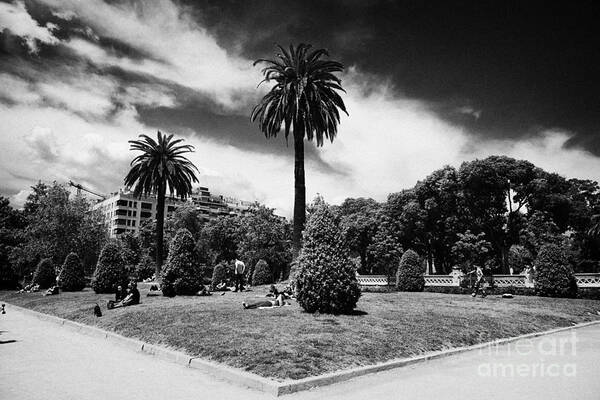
(251, 43, 348, 259)
(124, 131, 198, 278)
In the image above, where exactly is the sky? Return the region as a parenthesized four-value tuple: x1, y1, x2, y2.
(1, 0, 599, 217)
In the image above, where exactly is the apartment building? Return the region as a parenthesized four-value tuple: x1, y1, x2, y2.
(93, 186, 256, 237)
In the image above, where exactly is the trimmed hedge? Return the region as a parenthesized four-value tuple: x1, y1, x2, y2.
(534, 243, 578, 298)
(160, 229, 202, 297)
(33, 258, 56, 289)
(91, 240, 128, 294)
(396, 249, 425, 291)
(252, 259, 272, 286)
(295, 203, 361, 314)
(211, 261, 233, 290)
(57, 252, 85, 291)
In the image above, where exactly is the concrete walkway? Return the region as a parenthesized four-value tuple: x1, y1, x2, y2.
(1, 306, 599, 399)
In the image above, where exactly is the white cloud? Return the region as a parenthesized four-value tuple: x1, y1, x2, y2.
(2, 0, 599, 217)
(0, 0, 59, 53)
(40, 0, 263, 110)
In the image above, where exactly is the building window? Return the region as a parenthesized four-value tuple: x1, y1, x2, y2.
(167, 206, 175, 212)
(133, 211, 137, 217)
(115, 209, 127, 216)
(131, 220, 136, 227)
(141, 202, 152, 210)
(134, 202, 138, 208)
(116, 199, 128, 206)
(141, 211, 152, 218)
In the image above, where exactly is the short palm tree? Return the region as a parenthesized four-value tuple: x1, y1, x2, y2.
(251, 43, 348, 259)
(124, 131, 198, 278)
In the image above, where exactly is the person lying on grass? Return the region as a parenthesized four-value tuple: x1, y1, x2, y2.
(243, 293, 287, 309)
(107, 282, 140, 309)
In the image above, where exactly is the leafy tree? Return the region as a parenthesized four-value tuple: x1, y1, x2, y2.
(385, 189, 427, 263)
(237, 205, 292, 280)
(135, 251, 155, 281)
(295, 202, 361, 314)
(396, 249, 425, 291)
(118, 232, 141, 274)
(166, 203, 205, 239)
(198, 215, 242, 265)
(12, 182, 106, 277)
(507, 245, 533, 274)
(139, 219, 171, 264)
(413, 166, 462, 273)
(0, 197, 25, 288)
(23, 181, 49, 216)
(33, 258, 56, 289)
(161, 229, 202, 296)
(91, 240, 128, 294)
(534, 243, 577, 298)
(337, 198, 380, 272)
(519, 211, 562, 257)
(451, 230, 493, 272)
(252, 43, 348, 257)
(57, 252, 85, 291)
(124, 131, 199, 278)
(365, 214, 403, 276)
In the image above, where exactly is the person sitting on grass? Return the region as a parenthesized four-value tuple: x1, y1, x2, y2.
(266, 284, 294, 300)
(243, 293, 287, 309)
(107, 282, 140, 309)
(115, 285, 127, 302)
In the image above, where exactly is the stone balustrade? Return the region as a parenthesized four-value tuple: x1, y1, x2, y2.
(356, 272, 600, 289)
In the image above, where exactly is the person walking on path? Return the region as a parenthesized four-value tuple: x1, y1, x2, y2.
(234, 258, 246, 292)
(469, 265, 487, 298)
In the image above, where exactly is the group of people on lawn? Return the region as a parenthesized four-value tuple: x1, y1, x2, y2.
(106, 257, 290, 310)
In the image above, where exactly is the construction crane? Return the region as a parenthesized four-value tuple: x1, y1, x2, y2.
(68, 180, 106, 200)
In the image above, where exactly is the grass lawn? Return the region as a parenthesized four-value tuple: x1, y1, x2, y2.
(2, 285, 599, 381)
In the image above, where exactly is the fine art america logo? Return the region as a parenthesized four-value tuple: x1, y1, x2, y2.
(477, 331, 578, 378)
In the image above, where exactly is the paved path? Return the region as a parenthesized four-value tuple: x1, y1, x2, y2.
(1, 306, 599, 400)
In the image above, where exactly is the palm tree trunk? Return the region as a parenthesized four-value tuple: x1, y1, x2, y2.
(292, 132, 306, 260)
(155, 182, 166, 280)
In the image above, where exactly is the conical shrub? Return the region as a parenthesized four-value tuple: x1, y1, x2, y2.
(33, 258, 56, 289)
(91, 240, 128, 294)
(396, 249, 425, 291)
(211, 261, 233, 290)
(161, 229, 202, 296)
(58, 252, 85, 291)
(252, 259, 272, 286)
(534, 243, 577, 298)
(295, 203, 361, 314)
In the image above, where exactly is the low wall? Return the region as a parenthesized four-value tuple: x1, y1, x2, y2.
(357, 273, 600, 289)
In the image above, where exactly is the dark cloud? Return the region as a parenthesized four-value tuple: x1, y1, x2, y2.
(183, 0, 600, 156)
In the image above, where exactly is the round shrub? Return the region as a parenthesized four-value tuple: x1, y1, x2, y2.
(57, 252, 85, 291)
(160, 229, 202, 297)
(211, 261, 233, 290)
(33, 258, 56, 289)
(534, 243, 577, 298)
(396, 249, 425, 291)
(135, 252, 155, 281)
(252, 259, 272, 286)
(91, 240, 128, 294)
(294, 203, 361, 314)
